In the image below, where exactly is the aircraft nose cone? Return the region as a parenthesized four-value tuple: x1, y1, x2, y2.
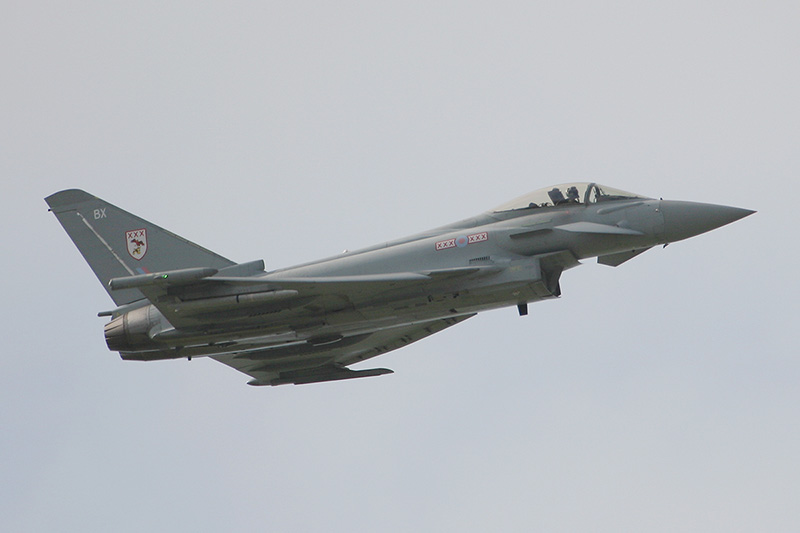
(659, 200, 755, 243)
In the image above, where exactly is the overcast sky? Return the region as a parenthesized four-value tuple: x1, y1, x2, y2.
(2, 2, 798, 531)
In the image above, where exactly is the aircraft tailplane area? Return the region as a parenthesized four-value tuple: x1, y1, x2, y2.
(46, 189, 234, 306)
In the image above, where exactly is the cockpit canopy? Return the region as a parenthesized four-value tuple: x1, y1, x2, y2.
(491, 183, 649, 212)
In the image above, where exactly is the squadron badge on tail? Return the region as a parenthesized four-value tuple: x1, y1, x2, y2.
(126, 229, 147, 260)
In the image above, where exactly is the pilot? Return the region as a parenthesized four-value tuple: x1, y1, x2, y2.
(548, 188, 566, 205)
(566, 186, 580, 203)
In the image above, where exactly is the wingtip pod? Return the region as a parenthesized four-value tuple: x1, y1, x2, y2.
(248, 367, 394, 386)
(108, 267, 219, 290)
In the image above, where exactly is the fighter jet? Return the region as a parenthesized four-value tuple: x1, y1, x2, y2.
(46, 183, 753, 386)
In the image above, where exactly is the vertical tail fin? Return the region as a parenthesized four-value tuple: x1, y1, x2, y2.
(46, 189, 235, 306)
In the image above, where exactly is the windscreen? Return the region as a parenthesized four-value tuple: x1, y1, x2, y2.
(492, 183, 647, 212)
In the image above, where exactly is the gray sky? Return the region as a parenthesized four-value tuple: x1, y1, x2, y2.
(2, 2, 798, 531)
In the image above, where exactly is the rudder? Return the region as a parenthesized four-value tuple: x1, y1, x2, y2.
(46, 189, 235, 306)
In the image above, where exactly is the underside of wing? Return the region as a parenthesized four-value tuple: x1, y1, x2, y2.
(210, 315, 474, 386)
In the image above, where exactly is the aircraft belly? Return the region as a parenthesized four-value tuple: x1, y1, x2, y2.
(144, 259, 556, 351)
(135, 295, 502, 361)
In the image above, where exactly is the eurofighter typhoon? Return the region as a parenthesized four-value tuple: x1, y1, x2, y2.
(46, 183, 753, 386)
